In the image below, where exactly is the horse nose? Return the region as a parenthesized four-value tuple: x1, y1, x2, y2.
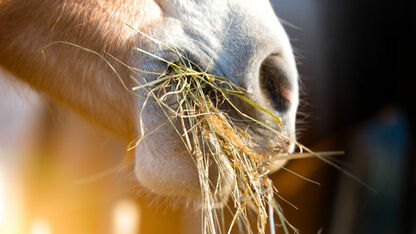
(258, 53, 296, 115)
(254, 50, 299, 146)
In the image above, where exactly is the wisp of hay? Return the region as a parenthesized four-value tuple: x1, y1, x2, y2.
(130, 49, 300, 233)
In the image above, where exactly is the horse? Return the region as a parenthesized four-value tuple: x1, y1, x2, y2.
(0, 0, 298, 202)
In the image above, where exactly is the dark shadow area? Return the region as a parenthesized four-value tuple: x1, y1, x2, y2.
(272, 0, 415, 233)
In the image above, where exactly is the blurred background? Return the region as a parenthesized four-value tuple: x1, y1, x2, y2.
(0, 0, 415, 233)
(271, 0, 415, 233)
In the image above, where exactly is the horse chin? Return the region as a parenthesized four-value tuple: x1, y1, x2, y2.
(134, 140, 201, 198)
(133, 135, 235, 204)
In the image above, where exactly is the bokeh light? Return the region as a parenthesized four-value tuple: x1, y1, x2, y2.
(30, 218, 52, 234)
(0, 169, 5, 224)
(0, 163, 24, 234)
(112, 199, 141, 234)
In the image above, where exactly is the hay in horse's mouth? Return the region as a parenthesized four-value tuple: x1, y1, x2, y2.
(131, 54, 300, 233)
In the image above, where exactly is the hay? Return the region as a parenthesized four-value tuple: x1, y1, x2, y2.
(129, 48, 299, 233)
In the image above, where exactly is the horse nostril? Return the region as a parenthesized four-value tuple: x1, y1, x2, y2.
(259, 53, 292, 113)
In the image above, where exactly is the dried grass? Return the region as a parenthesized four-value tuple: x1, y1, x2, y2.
(132, 57, 288, 233)
(126, 40, 317, 233)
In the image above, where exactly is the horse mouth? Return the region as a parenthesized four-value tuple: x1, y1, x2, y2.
(144, 55, 293, 157)
(132, 48, 298, 233)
